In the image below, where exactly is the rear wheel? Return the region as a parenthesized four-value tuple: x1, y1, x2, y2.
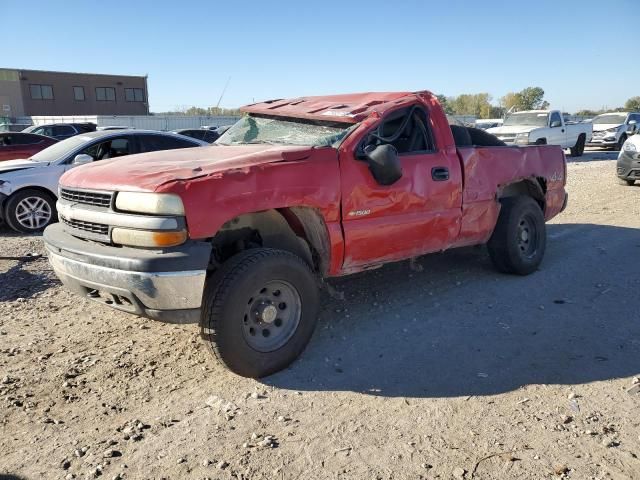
(5, 189, 57, 233)
(200, 248, 319, 377)
(570, 134, 586, 157)
(487, 196, 546, 275)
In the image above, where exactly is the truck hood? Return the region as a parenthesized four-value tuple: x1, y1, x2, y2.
(486, 125, 538, 135)
(0, 159, 48, 175)
(60, 144, 320, 192)
(592, 123, 622, 132)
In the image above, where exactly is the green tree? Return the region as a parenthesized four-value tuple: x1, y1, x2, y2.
(624, 96, 640, 111)
(449, 93, 493, 117)
(435, 94, 454, 115)
(500, 87, 549, 111)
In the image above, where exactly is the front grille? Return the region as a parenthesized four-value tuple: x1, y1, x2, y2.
(61, 216, 109, 235)
(60, 188, 112, 207)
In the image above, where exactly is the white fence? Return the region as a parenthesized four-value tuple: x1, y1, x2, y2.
(15, 115, 240, 131)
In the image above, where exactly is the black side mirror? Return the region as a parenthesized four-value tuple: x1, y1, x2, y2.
(363, 144, 402, 185)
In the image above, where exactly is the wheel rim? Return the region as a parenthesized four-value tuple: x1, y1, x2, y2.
(517, 214, 538, 259)
(242, 280, 302, 352)
(15, 196, 52, 230)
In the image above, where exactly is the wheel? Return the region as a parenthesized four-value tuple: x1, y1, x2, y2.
(570, 134, 586, 157)
(616, 134, 627, 151)
(4, 189, 57, 233)
(535, 138, 547, 145)
(200, 248, 319, 377)
(619, 179, 635, 186)
(487, 196, 546, 275)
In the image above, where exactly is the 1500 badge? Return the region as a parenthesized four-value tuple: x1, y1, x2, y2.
(348, 209, 371, 217)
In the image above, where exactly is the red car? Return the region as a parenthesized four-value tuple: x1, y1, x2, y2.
(0, 132, 58, 161)
(45, 90, 568, 377)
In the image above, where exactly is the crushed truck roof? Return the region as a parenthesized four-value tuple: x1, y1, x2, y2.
(241, 91, 435, 124)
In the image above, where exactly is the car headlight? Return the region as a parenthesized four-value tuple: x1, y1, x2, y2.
(623, 142, 637, 152)
(111, 228, 188, 248)
(515, 133, 530, 145)
(115, 192, 185, 215)
(606, 126, 620, 132)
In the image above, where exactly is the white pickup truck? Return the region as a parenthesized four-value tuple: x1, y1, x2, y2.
(487, 110, 592, 157)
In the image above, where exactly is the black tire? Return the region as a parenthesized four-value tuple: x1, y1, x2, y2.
(4, 189, 57, 233)
(535, 138, 547, 145)
(570, 134, 586, 157)
(620, 179, 635, 186)
(616, 134, 627, 151)
(200, 248, 319, 378)
(487, 196, 546, 275)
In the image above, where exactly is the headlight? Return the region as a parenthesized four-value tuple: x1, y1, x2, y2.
(515, 133, 530, 145)
(606, 126, 620, 132)
(115, 192, 185, 215)
(111, 228, 187, 247)
(623, 142, 637, 152)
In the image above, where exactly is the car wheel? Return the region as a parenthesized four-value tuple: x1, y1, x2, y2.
(5, 189, 57, 233)
(616, 134, 627, 151)
(200, 248, 319, 378)
(620, 179, 635, 186)
(487, 196, 546, 275)
(535, 138, 547, 145)
(570, 134, 586, 157)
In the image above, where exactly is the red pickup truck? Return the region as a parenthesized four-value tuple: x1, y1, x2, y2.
(44, 91, 567, 377)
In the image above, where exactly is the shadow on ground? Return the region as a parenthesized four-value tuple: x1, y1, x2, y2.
(266, 223, 640, 398)
(569, 148, 619, 163)
(0, 259, 57, 302)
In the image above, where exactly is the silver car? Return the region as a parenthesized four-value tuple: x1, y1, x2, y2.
(0, 130, 207, 233)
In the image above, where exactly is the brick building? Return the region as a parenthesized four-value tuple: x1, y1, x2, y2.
(0, 68, 149, 117)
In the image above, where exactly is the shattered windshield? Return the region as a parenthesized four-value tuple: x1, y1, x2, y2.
(504, 112, 549, 127)
(216, 115, 353, 147)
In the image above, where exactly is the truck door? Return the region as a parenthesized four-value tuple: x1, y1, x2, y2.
(549, 111, 567, 147)
(339, 105, 463, 270)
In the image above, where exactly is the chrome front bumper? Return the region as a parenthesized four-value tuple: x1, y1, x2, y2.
(44, 223, 210, 324)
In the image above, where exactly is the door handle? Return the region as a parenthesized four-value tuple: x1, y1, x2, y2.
(561, 129, 565, 133)
(431, 167, 449, 181)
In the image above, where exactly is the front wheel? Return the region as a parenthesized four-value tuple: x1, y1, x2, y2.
(4, 189, 57, 233)
(200, 248, 319, 377)
(487, 196, 546, 275)
(616, 134, 627, 151)
(620, 178, 635, 186)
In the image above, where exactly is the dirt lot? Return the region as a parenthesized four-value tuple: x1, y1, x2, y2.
(1, 149, 639, 480)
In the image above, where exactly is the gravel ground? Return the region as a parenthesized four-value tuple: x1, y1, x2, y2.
(1, 149, 639, 480)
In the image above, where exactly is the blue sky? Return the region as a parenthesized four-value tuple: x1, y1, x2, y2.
(4, 0, 638, 112)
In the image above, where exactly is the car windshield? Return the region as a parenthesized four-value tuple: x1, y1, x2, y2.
(216, 115, 353, 147)
(592, 114, 627, 125)
(503, 112, 549, 127)
(29, 135, 93, 162)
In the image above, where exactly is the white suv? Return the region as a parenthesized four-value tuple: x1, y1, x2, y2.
(588, 112, 640, 150)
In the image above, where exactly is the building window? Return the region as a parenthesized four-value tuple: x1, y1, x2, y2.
(73, 86, 85, 101)
(125, 88, 145, 102)
(30, 84, 54, 100)
(96, 87, 116, 102)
